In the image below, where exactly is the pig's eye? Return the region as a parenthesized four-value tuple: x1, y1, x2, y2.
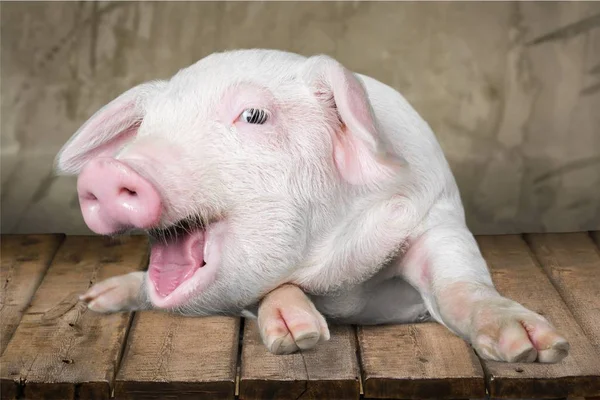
(240, 108, 269, 125)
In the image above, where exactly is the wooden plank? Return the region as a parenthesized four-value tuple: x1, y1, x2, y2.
(239, 321, 360, 400)
(0, 235, 149, 400)
(115, 314, 240, 400)
(0, 234, 64, 355)
(476, 235, 600, 399)
(359, 322, 486, 399)
(525, 233, 600, 350)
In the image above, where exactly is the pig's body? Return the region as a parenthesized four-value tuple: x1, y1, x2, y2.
(57, 49, 570, 363)
(235, 69, 454, 326)
(280, 72, 460, 325)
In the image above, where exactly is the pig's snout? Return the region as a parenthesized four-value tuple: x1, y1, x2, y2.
(77, 158, 162, 234)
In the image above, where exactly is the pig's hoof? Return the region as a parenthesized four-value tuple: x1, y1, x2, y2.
(261, 310, 330, 355)
(80, 272, 144, 313)
(469, 298, 569, 363)
(257, 285, 330, 355)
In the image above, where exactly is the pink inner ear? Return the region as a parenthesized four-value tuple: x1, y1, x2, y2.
(56, 80, 166, 175)
(338, 72, 377, 146)
(333, 125, 396, 186)
(327, 65, 400, 186)
(56, 99, 141, 175)
(81, 123, 139, 159)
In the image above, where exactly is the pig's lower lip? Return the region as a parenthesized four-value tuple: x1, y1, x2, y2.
(146, 222, 222, 309)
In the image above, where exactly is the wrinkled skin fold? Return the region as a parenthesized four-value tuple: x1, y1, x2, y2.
(57, 49, 569, 363)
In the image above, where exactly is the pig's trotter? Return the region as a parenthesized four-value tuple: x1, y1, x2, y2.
(257, 284, 330, 355)
(400, 223, 570, 363)
(467, 296, 570, 363)
(431, 282, 570, 363)
(80, 271, 146, 313)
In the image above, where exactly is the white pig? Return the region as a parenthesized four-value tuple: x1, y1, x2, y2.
(55, 49, 569, 363)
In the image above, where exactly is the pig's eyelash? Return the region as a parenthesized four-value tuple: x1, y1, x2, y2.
(239, 108, 269, 125)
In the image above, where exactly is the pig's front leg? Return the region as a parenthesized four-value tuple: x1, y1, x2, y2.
(256, 284, 330, 355)
(400, 217, 569, 363)
(80, 272, 150, 313)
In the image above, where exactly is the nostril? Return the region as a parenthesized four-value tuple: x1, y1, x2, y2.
(120, 187, 138, 197)
(77, 158, 163, 235)
(83, 191, 98, 201)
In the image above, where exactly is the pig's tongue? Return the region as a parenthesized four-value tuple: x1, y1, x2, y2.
(148, 230, 205, 298)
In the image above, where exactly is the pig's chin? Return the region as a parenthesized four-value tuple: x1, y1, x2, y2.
(146, 222, 223, 309)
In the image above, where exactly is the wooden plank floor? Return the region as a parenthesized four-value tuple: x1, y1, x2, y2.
(240, 322, 360, 400)
(477, 235, 600, 399)
(0, 235, 64, 355)
(115, 312, 240, 399)
(1, 232, 600, 400)
(1, 236, 149, 399)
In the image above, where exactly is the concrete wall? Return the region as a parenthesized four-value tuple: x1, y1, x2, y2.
(2, 1, 599, 234)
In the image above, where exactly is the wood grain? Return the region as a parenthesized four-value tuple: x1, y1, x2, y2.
(0, 235, 149, 400)
(0, 234, 64, 355)
(476, 235, 600, 399)
(525, 233, 600, 351)
(115, 313, 240, 400)
(239, 320, 360, 400)
(359, 322, 485, 399)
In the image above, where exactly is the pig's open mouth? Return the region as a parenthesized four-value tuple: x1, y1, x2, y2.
(145, 216, 223, 309)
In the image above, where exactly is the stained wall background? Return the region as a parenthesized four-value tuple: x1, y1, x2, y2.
(1, 1, 599, 235)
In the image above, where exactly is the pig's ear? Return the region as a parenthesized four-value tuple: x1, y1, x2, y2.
(54, 80, 165, 175)
(300, 55, 403, 186)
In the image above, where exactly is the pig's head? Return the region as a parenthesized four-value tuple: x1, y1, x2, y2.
(55, 49, 401, 315)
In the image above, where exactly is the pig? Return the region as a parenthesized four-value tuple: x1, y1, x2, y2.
(55, 49, 569, 363)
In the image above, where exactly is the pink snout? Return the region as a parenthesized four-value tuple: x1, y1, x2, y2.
(77, 158, 162, 234)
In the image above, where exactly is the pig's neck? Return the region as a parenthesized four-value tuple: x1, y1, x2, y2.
(293, 183, 421, 296)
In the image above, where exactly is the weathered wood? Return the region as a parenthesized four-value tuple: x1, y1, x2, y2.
(359, 322, 485, 399)
(239, 321, 360, 400)
(525, 233, 600, 350)
(3, 231, 600, 399)
(0, 234, 64, 355)
(115, 313, 240, 400)
(0, 235, 149, 400)
(476, 235, 600, 399)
